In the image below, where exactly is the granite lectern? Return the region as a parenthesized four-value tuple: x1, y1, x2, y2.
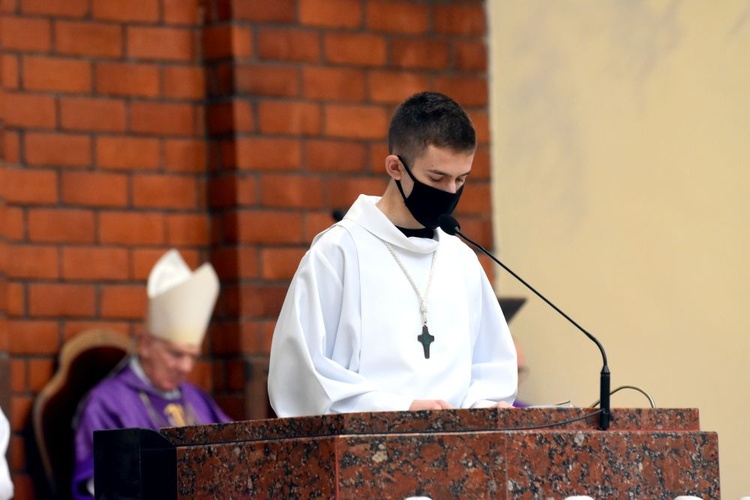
(94, 407, 719, 499)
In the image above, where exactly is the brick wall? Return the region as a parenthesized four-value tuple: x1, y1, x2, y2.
(0, 0, 9, 423)
(1, 0, 491, 496)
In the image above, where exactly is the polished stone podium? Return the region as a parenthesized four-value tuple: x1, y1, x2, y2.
(94, 407, 719, 499)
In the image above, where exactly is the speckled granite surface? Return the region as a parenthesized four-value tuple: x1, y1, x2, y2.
(157, 408, 718, 499)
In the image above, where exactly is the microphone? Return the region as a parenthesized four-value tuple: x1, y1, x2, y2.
(438, 214, 612, 430)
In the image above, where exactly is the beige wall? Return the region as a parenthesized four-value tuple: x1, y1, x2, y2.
(489, 1, 750, 497)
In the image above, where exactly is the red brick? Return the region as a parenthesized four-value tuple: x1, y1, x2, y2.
(130, 102, 197, 135)
(235, 64, 299, 97)
(251, 321, 276, 354)
(3, 92, 56, 128)
(324, 104, 389, 139)
(207, 176, 232, 208)
(203, 25, 253, 60)
(458, 182, 490, 215)
(260, 174, 323, 209)
(305, 140, 367, 172)
(260, 248, 307, 280)
(23, 55, 92, 93)
(127, 26, 195, 62)
(165, 139, 206, 172)
(10, 360, 26, 393)
(470, 145, 490, 180)
(96, 136, 161, 170)
(207, 102, 238, 135)
(455, 40, 487, 72)
(61, 97, 127, 132)
(457, 216, 492, 249)
(56, 21, 123, 57)
(0, 16, 51, 51)
(257, 28, 320, 63)
(25, 133, 91, 167)
(368, 71, 430, 104)
(369, 137, 392, 167)
(304, 210, 338, 241)
(324, 33, 386, 66)
(203, 104, 224, 135)
(208, 176, 257, 208)
(166, 213, 210, 245)
(62, 246, 129, 280)
(211, 140, 233, 170)
(21, 0, 89, 17)
(2, 54, 19, 89)
(391, 39, 449, 70)
(187, 361, 212, 391)
(163, 65, 205, 99)
(434, 76, 488, 107)
(3, 131, 20, 164)
(7, 283, 24, 316)
(203, 25, 231, 60)
(435, 4, 486, 36)
(10, 397, 33, 431)
(3, 168, 57, 204)
(92, 0, 159, 22)
(229, 211, 304, 244)
(232, 0, 295, 23)
(235, 137, 301, 170)
(6, 244, 59, 279)
(61, 171, 129, 207)
(28, 283, 96, 317)
(300, 0, 362, 28)
(302, 66, 365, 102)
(258, 100, 321, 135)
(99, 211, 165, 245)
(210, 246, 259, 280)
(164, 0, 201, 25)
(132, 174, 199, 209)
(28, 208, 95, 244)
(223, 359, 245, 392)
(100, 285, 145, 319)
(28, 358, 56, 392)
(8, 437, 27, 474)
(468, 111, 489, 144)
(366, 1, 429, 34)
(234, 284, 287, 319)
(63, 323, 132, 340)
(206, 62, 234, 97)
(328, 177, 386, 207)
(0, 322, 6, 353)
(95, 62, 160, 97)
(4, 207, 24, 241)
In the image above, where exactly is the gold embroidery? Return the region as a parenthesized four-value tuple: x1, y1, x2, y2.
(164, 403, 187, 427)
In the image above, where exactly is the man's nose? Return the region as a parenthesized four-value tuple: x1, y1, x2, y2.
(444, 181, 460, 194)
(176, 356, 195, 373)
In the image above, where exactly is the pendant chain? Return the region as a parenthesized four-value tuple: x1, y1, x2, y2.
(383, 242, 437, 326)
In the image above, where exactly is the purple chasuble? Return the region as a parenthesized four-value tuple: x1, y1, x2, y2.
(72, 360, 230, 499)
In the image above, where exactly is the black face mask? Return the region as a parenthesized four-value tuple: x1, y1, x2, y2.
(395, 155, 464, 230)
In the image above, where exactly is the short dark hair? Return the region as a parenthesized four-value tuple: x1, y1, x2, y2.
(388, 91, 476, 165)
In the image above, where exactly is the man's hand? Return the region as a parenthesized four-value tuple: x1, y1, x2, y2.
(409, 399, 454, 411)
(492, 401, 515, 408)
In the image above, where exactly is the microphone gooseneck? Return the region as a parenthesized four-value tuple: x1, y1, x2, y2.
(438, 214, 612, 430)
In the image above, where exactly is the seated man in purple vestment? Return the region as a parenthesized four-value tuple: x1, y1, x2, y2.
(71, 249, 231, 499)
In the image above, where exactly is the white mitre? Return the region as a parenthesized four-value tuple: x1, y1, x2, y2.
(145, 249, 219, 346)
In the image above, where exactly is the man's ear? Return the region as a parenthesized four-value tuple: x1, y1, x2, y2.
(136, 332, 151, 357)
(385, 155, 402, 180)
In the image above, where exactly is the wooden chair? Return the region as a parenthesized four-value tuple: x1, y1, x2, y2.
(32, 330, 131, 499)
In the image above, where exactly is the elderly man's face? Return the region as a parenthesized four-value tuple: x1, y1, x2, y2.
(139, 334, 201, 392)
